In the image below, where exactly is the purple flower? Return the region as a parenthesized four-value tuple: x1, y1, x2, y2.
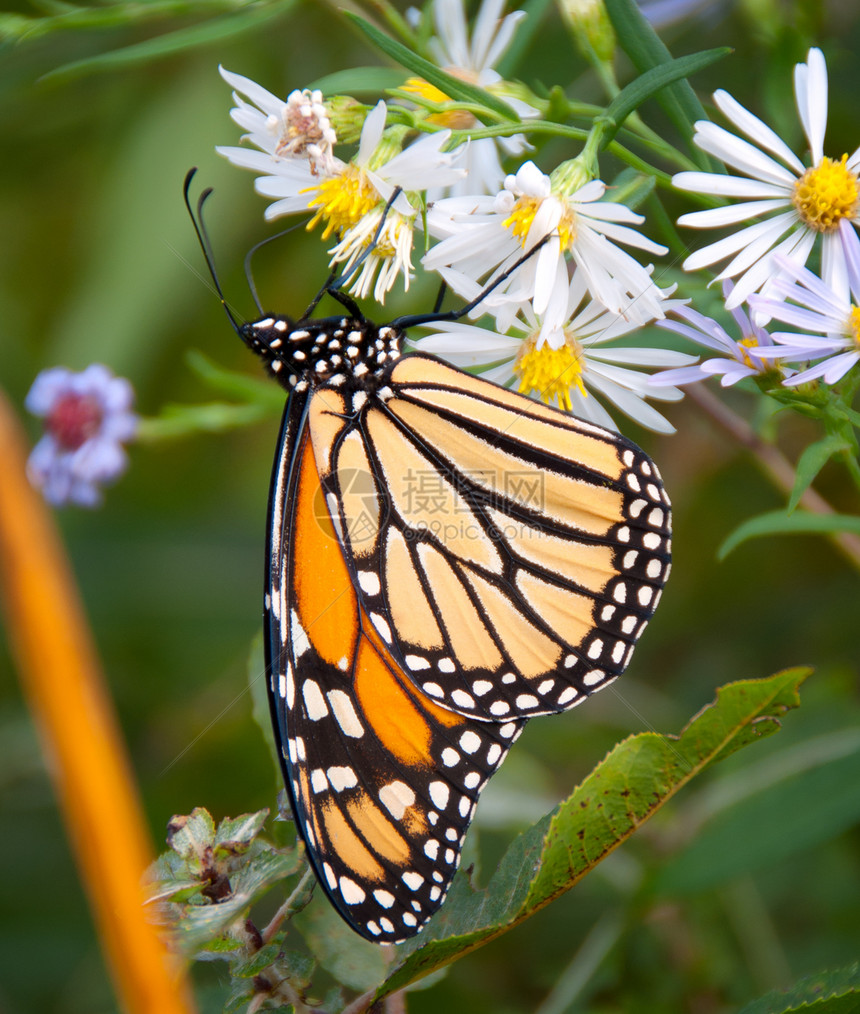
(649, 280, 788, 388)
(25, 364, 137, 508)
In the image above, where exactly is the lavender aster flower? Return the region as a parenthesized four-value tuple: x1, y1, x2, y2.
(649, 281, 785, 387)
(25, 364, 137, 508)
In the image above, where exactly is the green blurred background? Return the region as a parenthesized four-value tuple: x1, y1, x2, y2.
(1, 1, 858, 1011)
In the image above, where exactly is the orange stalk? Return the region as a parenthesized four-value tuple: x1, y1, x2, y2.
(0, 388, 196, 1014)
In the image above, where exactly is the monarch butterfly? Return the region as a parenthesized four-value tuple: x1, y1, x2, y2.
(185, 170, 671, 944)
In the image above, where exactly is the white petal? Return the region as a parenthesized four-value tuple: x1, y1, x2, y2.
(678, 199, 787, 230)
(692, 123, 798, 187)
(673, 172, 789, 199)
(712, 89, 805, 174)
(795, 48, 828, 164)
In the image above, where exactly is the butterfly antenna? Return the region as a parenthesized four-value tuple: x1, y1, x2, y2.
(389, 234, 551, 331)
(183, 168, 242, 335)
(243, 220, 309, 315)
(315, 185, 406, 320)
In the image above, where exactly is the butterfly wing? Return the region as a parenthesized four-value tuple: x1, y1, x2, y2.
(310, 353, 671, 722)
(266, 390, 525, 944)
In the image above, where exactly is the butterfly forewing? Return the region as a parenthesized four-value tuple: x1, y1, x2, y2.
(316, 352, 671, 723)
(266, 389, 524, 943)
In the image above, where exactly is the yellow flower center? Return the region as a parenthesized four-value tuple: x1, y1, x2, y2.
(737, 335, 761, 369)
(304, 165, 378, 240)
(792, 155, 859, 233)
(503, 195, 577, 250)
(848, 305, 860, 346)
(514, 335, 586, 412)
(402, 72, 478, 129)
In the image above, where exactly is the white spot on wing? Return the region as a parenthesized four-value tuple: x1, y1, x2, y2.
(379, 780, 415, 820)
(327, 688, 365, 737)
(302, 679, 328, 720)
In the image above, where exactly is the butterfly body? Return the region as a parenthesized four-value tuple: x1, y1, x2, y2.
(240, 314, 402, 397)
(238, 308, 671, 944)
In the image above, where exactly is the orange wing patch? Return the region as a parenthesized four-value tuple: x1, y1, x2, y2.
(273, 409, 524, 944)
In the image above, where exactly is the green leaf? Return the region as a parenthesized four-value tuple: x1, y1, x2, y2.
(172, 845, 301, 952)
(215, 809, 269, 850)
(737, 961, 860, 1014)
(309, 66, 409, 96)
(293, 898, 388, 992)
(41, 1, 296, 83)
(718, 510, 860, 559)
(603, 0, 712, 153)
(186, 350, 286, 407)
(598, 48, 730, 148)
(231, 942, 283, 978)
(345, 12, 519, 121)
(167, 807, 216, 859)
(136, 401, 275, 442)
(788, 435, 852, 513)
(372, 669, 810, 999)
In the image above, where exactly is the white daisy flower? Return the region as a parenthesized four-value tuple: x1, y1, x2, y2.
(411, 266, 691, 433)
(649, 280, 784, 388)
(219, 66, 338, 175)
(25, 364, 137, 508)
(674, 48, 860, 309)
(402, 0, 536, 195)
(219, 87, 465, 301)
(424, 160, 670, 327)
(748, 222, 860, 387)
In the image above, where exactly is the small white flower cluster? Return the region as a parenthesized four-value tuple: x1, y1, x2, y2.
(652, 47, 860, 395)
(217, 0, 692, 433)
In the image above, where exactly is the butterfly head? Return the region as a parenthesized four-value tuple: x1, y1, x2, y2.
(242, 315, 404, 395)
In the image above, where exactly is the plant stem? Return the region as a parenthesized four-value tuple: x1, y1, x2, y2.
(262, 864, 316, 943)
(687, 384, 860, 572)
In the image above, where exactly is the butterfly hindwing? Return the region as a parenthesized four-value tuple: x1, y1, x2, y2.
(266, 390, 525, 944)
(313, 353, 672, 723)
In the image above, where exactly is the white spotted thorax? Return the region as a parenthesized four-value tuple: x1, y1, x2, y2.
(241, 315, 402, 395)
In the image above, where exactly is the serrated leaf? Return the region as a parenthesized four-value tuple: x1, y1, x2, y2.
(167, 807, 216, 859)
(372, 669, 810, 999)
(232, 942, 283, 978)
(345, 12, 518, 121)
(718, 510, 860, 559)
(598, 48, 730, 148)
(215, 809, 269, 849)
(146, 880, 205, 904)
(788, 435, 852, 513)
(737, 961, 860, 1014)
(171, 847, 300, 953)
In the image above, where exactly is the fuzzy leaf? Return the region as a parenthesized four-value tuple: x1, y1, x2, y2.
(215, 809, 269, 849)
(372, 669, 810, 999)
(718, 510, 860, 559)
